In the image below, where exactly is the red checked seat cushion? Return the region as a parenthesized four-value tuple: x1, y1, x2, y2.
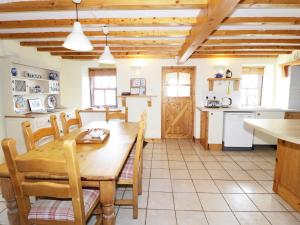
(28, 189, 99, 222)
(119, 157, 134, 180)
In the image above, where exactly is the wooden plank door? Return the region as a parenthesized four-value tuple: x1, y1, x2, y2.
(162, 67, 195, 139)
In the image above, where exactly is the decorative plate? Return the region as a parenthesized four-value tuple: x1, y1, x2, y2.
(47, 95, 57, 108)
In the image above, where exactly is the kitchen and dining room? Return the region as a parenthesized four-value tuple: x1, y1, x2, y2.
(0, 0, 300, 225)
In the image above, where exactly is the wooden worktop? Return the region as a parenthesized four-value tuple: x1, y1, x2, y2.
(245, 119, 300, 145)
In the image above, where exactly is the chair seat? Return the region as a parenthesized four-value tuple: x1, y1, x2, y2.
(129, 148, 135, 158)
(120, 157, 134, 180)
(28, 189, 99, 222)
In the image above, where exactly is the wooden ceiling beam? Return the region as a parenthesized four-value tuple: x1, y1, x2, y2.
(191, 54, 278, 58)
(20, 40, 184, 46)
(0, 30, 189, 39)
(238, 0, 300, 8)
(198, 45, 300, 50)
(177, 0, 241, 64)
(223, 17, 300, 25)
(37, 46, 180, 52)
(194, 50, 291, 54)
(212, 30, 300, 36)
(61, 55, 176, 60)
(0, 18, 196, 29)
(0, 0, 207, 12)
(51, 51, 178, 56)
(205, 39, 300, 44)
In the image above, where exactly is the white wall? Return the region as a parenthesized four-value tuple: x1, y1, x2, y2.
(60, 57, 277, 139)
(0, 40, 61, 162)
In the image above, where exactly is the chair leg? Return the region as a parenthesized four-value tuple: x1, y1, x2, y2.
(133, 182, 138, 219)
(138, 169, 142, 195)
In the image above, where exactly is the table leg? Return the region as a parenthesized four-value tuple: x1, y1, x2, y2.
(100, 180, 116, 225)
(0, 178, 20, 225)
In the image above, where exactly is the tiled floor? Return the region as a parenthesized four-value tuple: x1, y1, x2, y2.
(0, 139, 299, 225)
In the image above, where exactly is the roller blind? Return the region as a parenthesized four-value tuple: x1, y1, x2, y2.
(242, 67, 265, 76)
(89, 68, 116, 77)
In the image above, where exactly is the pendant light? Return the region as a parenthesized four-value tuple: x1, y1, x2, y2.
(63, 0, 93, 51)
(98, 26, 116, 64)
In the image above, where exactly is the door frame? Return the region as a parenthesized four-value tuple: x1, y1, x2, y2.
(161, 66, 196, 139)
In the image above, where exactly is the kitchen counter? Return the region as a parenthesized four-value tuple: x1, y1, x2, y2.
(245, 119, 300, 145)
(197, 106, 297, 112)
(5, 108, 70, 118)
(245, 118, 300, 212)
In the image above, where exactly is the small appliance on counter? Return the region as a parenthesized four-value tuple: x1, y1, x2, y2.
(225, 69, 232, 78)
(221, 97, 232, 108)
(205, 96, 221, 108)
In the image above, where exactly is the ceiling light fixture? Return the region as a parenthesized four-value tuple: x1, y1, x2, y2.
(63, 0, 93, 51)
(98, 26, 116, 64)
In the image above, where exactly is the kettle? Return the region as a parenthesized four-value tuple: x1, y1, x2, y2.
(225, 69, 232, 78)
(221, 97, 232, 108)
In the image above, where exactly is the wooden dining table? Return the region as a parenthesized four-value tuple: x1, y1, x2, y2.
(0, 120, 139, 225)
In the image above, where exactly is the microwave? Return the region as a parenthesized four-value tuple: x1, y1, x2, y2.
(12, 79, 27, 94)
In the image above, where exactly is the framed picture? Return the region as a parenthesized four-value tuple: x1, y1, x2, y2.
(130, 78, 146, 95)
(28, 98, 43, 112)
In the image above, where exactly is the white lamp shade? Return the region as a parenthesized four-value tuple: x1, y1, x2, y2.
(98, 46, 116, 64)
(63, 22, 93, 51)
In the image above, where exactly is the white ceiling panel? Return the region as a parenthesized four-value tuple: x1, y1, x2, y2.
(231, 8, 300, 17)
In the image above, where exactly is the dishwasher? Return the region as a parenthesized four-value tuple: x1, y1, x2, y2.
(223, 112, 255, 150)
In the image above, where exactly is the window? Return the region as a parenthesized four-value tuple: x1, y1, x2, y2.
(165, 72, 191, 97)
(89, 68, 117, 107)
(240, 67, 264, 107)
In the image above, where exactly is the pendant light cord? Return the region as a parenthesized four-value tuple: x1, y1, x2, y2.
(105, 34, 108, 46)
(75, 3, 79, 22)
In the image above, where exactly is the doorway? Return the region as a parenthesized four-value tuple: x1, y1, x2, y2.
(162, 66, 195, 139)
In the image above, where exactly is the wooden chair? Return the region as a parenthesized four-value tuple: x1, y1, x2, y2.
(115, 119, 146, 219)
(22, 115, 60, 151)
(1, 138, 101, 225)
(105, 107, 128, 122)
(60, 110, 82, 135)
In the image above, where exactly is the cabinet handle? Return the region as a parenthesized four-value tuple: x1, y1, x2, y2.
(210, 113, 213, 115)
(47, 119, 50, 123)
(257, 113, 261, 116)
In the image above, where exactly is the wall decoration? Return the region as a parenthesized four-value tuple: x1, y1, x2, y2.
(28, 98, 43, 112)
(130, 78, 146, 95)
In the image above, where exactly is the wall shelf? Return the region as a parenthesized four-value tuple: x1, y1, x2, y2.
(280, 59, 300, 77)
(207, 78, 241, 91)
(117, 95, 156, 107)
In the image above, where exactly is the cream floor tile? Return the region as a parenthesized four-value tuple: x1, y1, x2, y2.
(153, 149, 167, 154)
(237, 161, 260, 170)
(215, 156, 234, 162)
(208, 170, 233, 180)
(230, 156, 250, 162)
(148, 192, 174, 210)
(234, 212, 271, 225)
(168, 161, 187, 169)
(205, 212, 240, 225)
(247, 170, 273, 181)
(116, 208, 146, 225)
(167, 154, 184, 161)
(143, 160, 152, 169)
(204, 162, 223, 170)
(237, 181, 268, 193)
(142, 179, 150, 192)
(219, 162, 241, 170)
(189, 169, 212, 179)
(227, 170, 253, 181)
(144, 153, 152, 160)
(186, 161, 205, 170)
(152, 153, 168, 161)
(247, 194, 287, 211)
(223, 194, 258, 211)
(149, 179, 172, 192)
(146, 210, 176, 225)
(170, 169, 190, 179)
(257, 181, 274, 193)
(214, 180, 243, 193)
(292, 212, 300, 221)
(198, 193, 230, 211)
(176, 211, 208, 225)
(171, 179, 196, 193)
(173, 193, 202, 210)
(0, 210, 9, 225)
(271, 194, 296, 211)
(151, 160, 169, 169)
(263, 212, 300, 225)
(151, 169, 170, 179)
(193, 180, 219, 193)
(254, 161, 274, 170)
(198, 156, 217, 162)
(0, 202, 6, 213)
(183, 155, 200, 162)
(143, 168, 151, 179)
(122, 190, 149, 209)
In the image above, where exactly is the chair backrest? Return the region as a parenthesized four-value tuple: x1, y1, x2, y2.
(105, 107, 128, 122)
(61, 110, 82, 135)
(133, 120, 146, 177)
(22, 115, 60, 151)
(1, 138, 85, 225)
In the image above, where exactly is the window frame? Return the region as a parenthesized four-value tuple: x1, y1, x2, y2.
(89, 68, 117, 108)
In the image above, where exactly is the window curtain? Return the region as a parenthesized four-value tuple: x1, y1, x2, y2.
(89, 68, 116, 77)
(242, 67, 265, 76)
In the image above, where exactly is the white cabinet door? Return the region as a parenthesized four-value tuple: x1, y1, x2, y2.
(253, 111, 285, 145)
(208, 111, 223, 144)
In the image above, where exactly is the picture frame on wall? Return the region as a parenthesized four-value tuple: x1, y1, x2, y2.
(130, 78, 146, 95)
